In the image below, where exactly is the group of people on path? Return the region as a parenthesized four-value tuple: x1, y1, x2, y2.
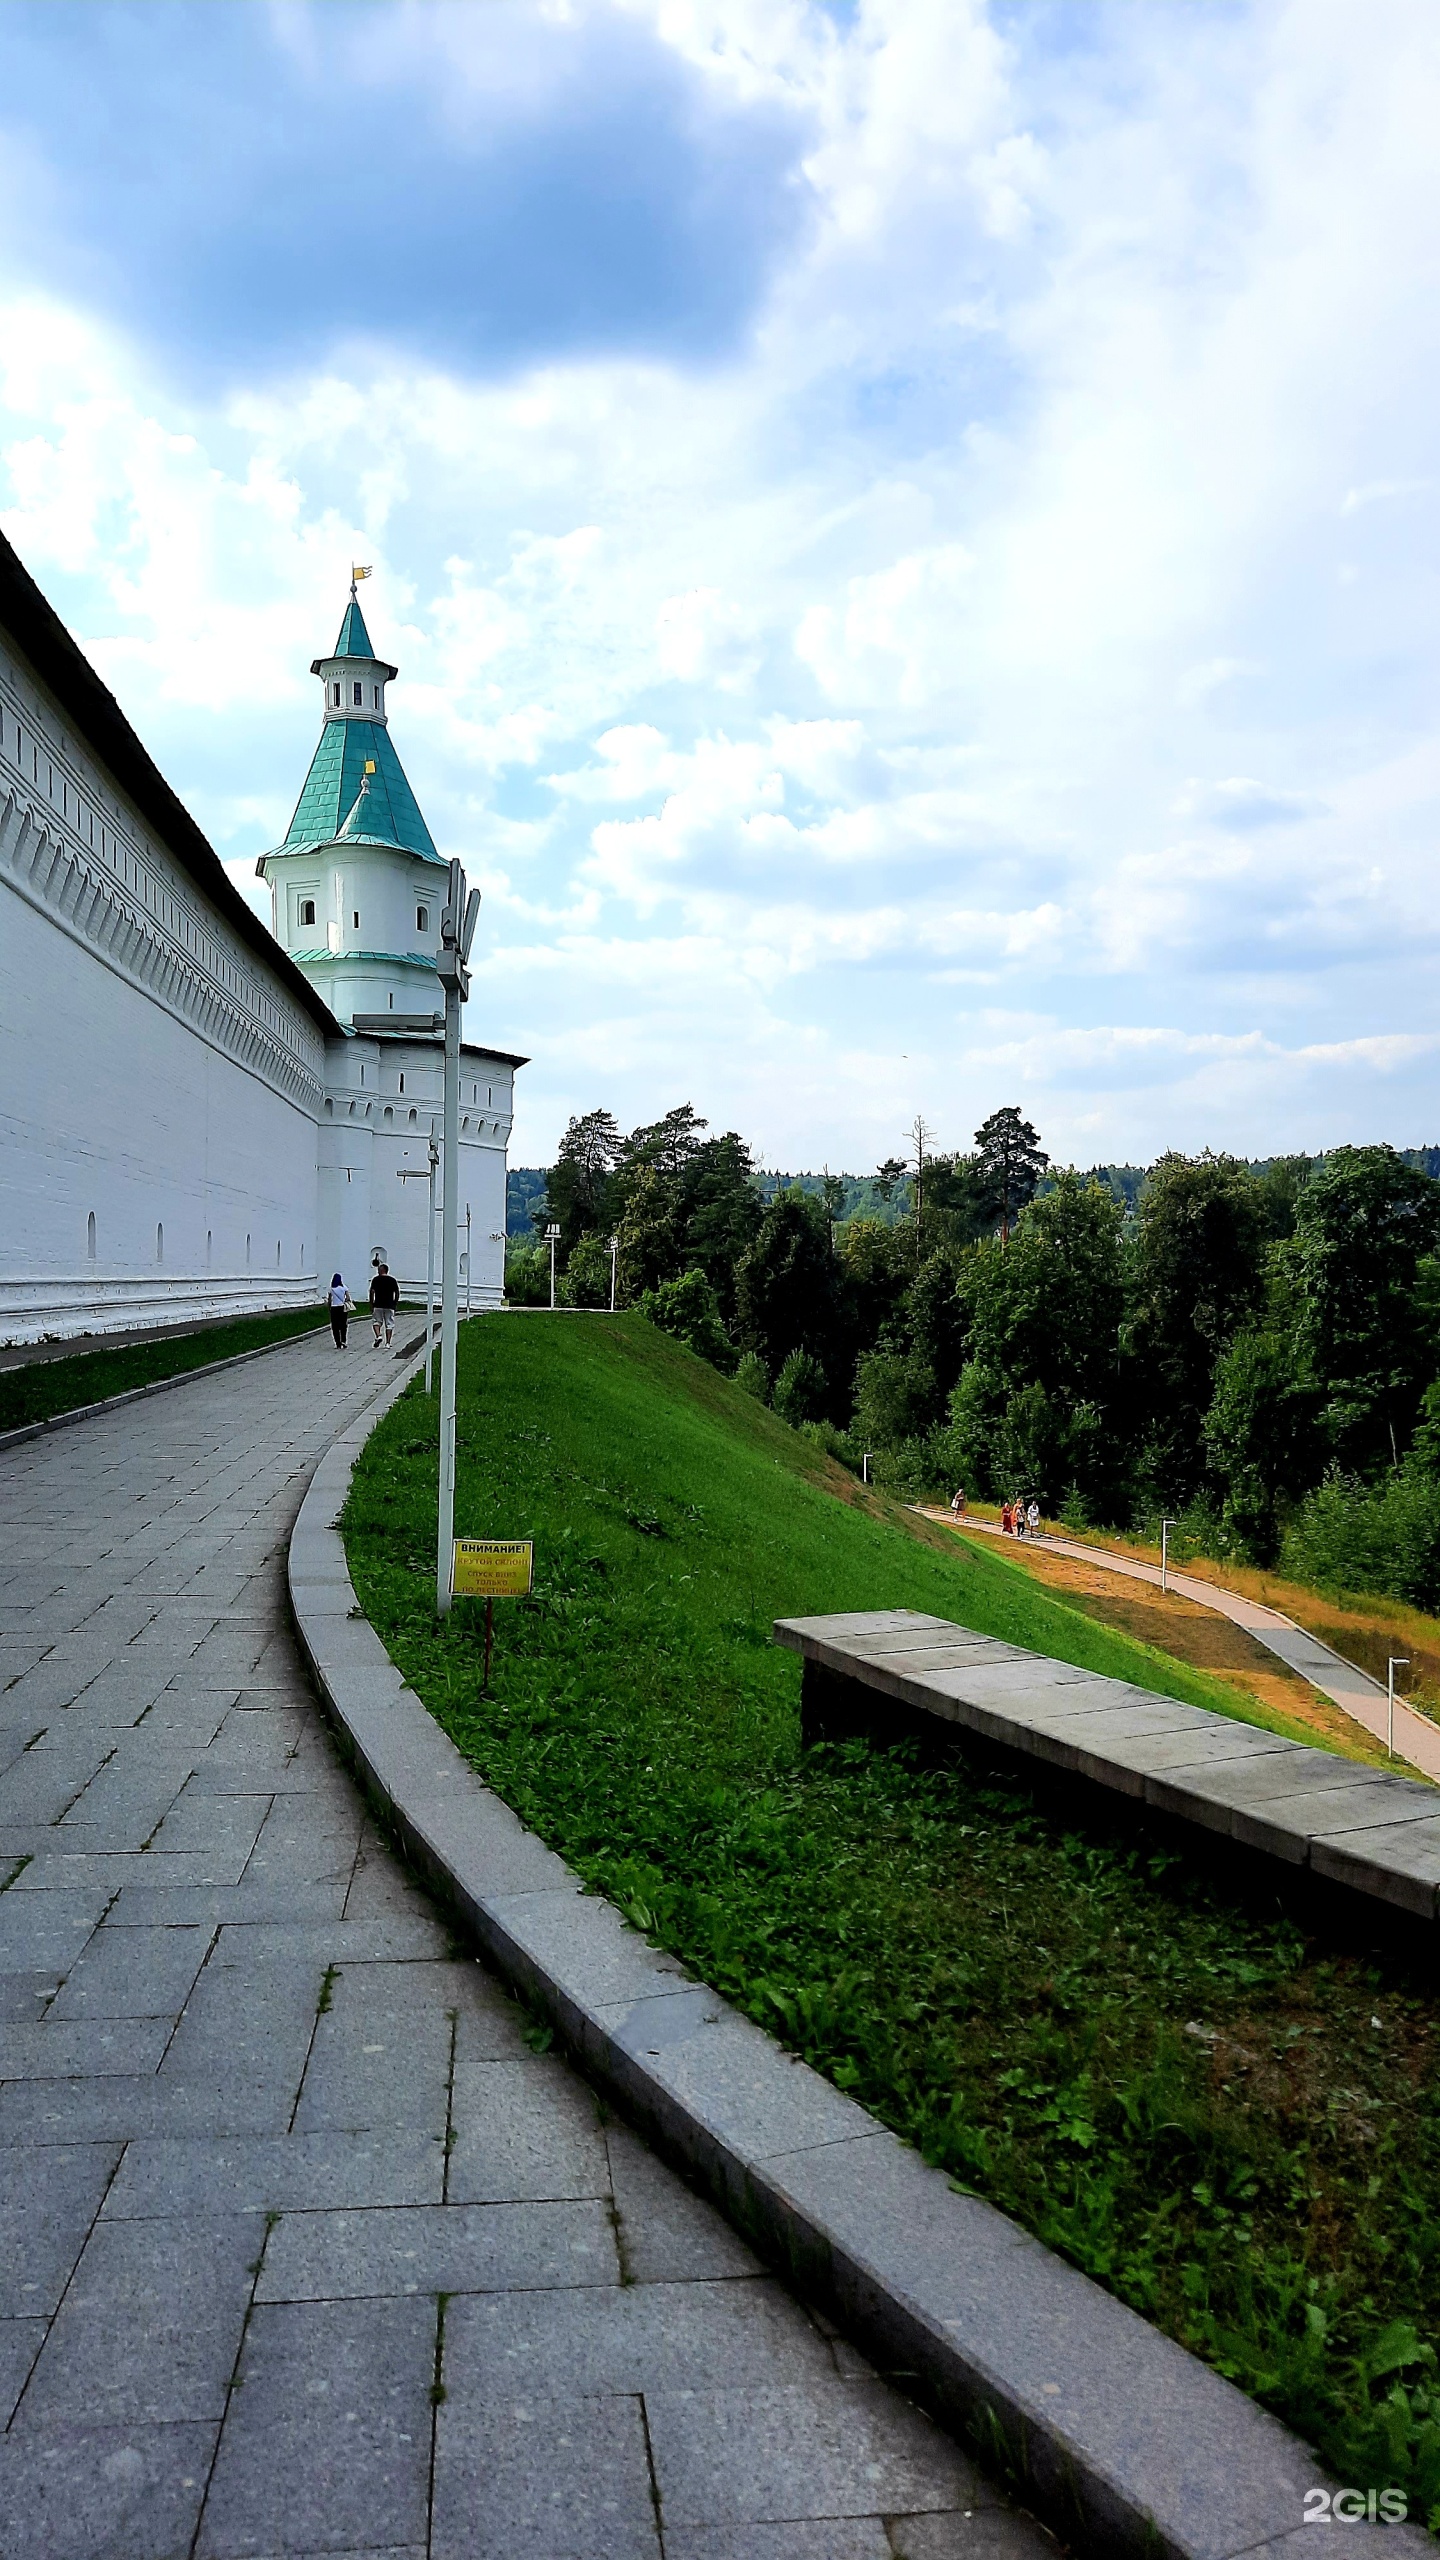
(948, 1483, 1043, 1539)
(327, 1262, 400, 1351)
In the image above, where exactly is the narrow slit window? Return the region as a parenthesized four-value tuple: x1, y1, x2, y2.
(352, 681, 362, 706)
(416, 905, 429, 933)
(373, 686, 380, 708)
(353, 910, 360, 928)
(398, 1073, 405, 1093)
(332, 682, 341, 707)
(155, 1222, 164, 1264)
(87, 1211, 96, 1260)
(298, 897, 315, 927)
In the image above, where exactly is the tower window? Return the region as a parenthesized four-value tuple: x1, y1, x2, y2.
(87, 1211, 96, 1260)
(373, 686, 380, 708)
(398, 1073, 405, 1093)
(156, 1222, 164, 1264)
(353, 682, 363, 706)
(416, 905, 429, 933)
(353, 910, 360, 928)
(332, 683, 340, 706)
(298, 897, 315, 927)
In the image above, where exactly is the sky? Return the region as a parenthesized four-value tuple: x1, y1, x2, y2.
(2, 0, 1439, 1174)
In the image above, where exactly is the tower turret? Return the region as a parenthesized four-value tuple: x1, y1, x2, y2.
(258, 582, 445, 1026)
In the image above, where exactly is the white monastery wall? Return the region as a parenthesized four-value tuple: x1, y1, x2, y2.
(0, 633, 324, 1341)
(318, 1040, 513, 1307)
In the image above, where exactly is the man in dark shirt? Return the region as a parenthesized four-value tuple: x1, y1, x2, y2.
(370, 1260, 400, 1348)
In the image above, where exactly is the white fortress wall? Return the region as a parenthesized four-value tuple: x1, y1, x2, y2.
(0, 629, 326, 1342)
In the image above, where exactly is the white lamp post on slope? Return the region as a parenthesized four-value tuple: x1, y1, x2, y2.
(609, 1233, 619, 1314)
(436, 859, 481, 1620)
(546, 1225, 561, 1311)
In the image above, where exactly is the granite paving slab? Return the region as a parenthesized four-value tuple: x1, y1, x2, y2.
(0, 1335, 1057, 2560)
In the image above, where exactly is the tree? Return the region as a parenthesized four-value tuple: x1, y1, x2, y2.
(920, 1154, 992, 1256)
(1127, 1153, 1269, 1505)
(636, 1268, 737, 1372)
(558, 1230, 614, 1309)
(620, 1103, 708, 1180)
(1286, 1145, 1440, 1473)
(735, 1189, 840, 1393)
(854, 1347, 937, 1452)
(674, 1132, 763, 1325)
(973, 1108, 1049, 1241)
(543, 1110, 622, 1254)
(1202, 1327, 1322, 1561)
(614, 1164, 682, 1301)
(950, 1173, 1127, 1508)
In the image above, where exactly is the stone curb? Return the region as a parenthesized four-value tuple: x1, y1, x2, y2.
(288, 1363, 1425, 2560)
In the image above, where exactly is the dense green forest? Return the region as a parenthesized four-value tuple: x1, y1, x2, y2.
(506, 1106, 1440, 1609)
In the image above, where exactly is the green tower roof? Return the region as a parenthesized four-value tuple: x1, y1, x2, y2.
(279, 716, 441, 865)
(332, 591, 376, 659)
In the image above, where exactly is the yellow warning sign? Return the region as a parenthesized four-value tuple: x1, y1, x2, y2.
(451, 1538, 534, 1600)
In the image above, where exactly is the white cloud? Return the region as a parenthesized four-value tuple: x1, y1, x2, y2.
(6, 0, 1440, 1166)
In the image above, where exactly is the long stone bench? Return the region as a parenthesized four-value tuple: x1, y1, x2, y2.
(774, 1608, 1440, 1924)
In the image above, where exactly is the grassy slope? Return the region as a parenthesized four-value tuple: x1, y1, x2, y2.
(0, 1306, 331, 1434)
(346, 1315, 1440, 2515)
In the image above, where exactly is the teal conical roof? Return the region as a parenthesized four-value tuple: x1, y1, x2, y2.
(333, 591, 376, 659)
(280, 716, 441, 864)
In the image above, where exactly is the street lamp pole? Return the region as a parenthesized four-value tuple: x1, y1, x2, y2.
(1160, 1517, 1178, 1595)
(609, 1233, 619, 1314)
(546, 1224, 560, 1311)
(436, 859, 480, 1621)
(1388, 1657, 1409, 1759)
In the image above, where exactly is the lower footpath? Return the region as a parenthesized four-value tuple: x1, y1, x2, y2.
(0, 1330, 1049, 2559)
(922, 1510, 1440, 1782)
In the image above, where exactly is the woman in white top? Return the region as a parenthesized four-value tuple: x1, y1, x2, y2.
(328, 1274, 353, 1350)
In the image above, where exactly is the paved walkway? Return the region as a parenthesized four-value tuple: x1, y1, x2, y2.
(0, 1338, 1048, 2559)
(922, 1510, 1440, 1781)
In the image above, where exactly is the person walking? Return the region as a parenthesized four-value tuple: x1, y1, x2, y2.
(1001, 1499, 1013, 1535)
(949, 1484, 966, 1519)
(1027, 1499, 1041, 1539)
(328, 1274, 352, 1349)
(1014, 1497, 1027, 1539)
(370, 1259, 400, 1349)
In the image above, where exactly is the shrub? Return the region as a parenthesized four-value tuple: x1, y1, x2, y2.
(773, 1348, 829, 1426)
(504, 1240, 550, 1306)
(1281, 1465, 1440, 1612)
(734, 1350, 769, 1403)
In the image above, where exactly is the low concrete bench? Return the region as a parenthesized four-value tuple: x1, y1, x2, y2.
(774, 1608, 1440, 1925)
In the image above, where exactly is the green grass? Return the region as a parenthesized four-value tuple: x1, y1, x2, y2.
(0, 1305, 331, 1433)
(346, 1314, 1440, 2518)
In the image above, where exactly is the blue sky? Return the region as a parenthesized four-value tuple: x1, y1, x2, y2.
(3, 0, 1438, 1171)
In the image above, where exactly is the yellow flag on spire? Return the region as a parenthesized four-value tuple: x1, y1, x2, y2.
(351, 563, 373, 584)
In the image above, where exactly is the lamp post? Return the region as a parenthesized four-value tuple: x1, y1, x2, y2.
(436, 859, 480, 1620)
(1388, 1657, 1409, 1759)
(1160, 1517, 1178, 1595)
(546, 1224, 561, 1311)
(465, 1205, 472, 1317)
(396, 1122, 439, 1393)
(609, 1233, 619, 1313)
